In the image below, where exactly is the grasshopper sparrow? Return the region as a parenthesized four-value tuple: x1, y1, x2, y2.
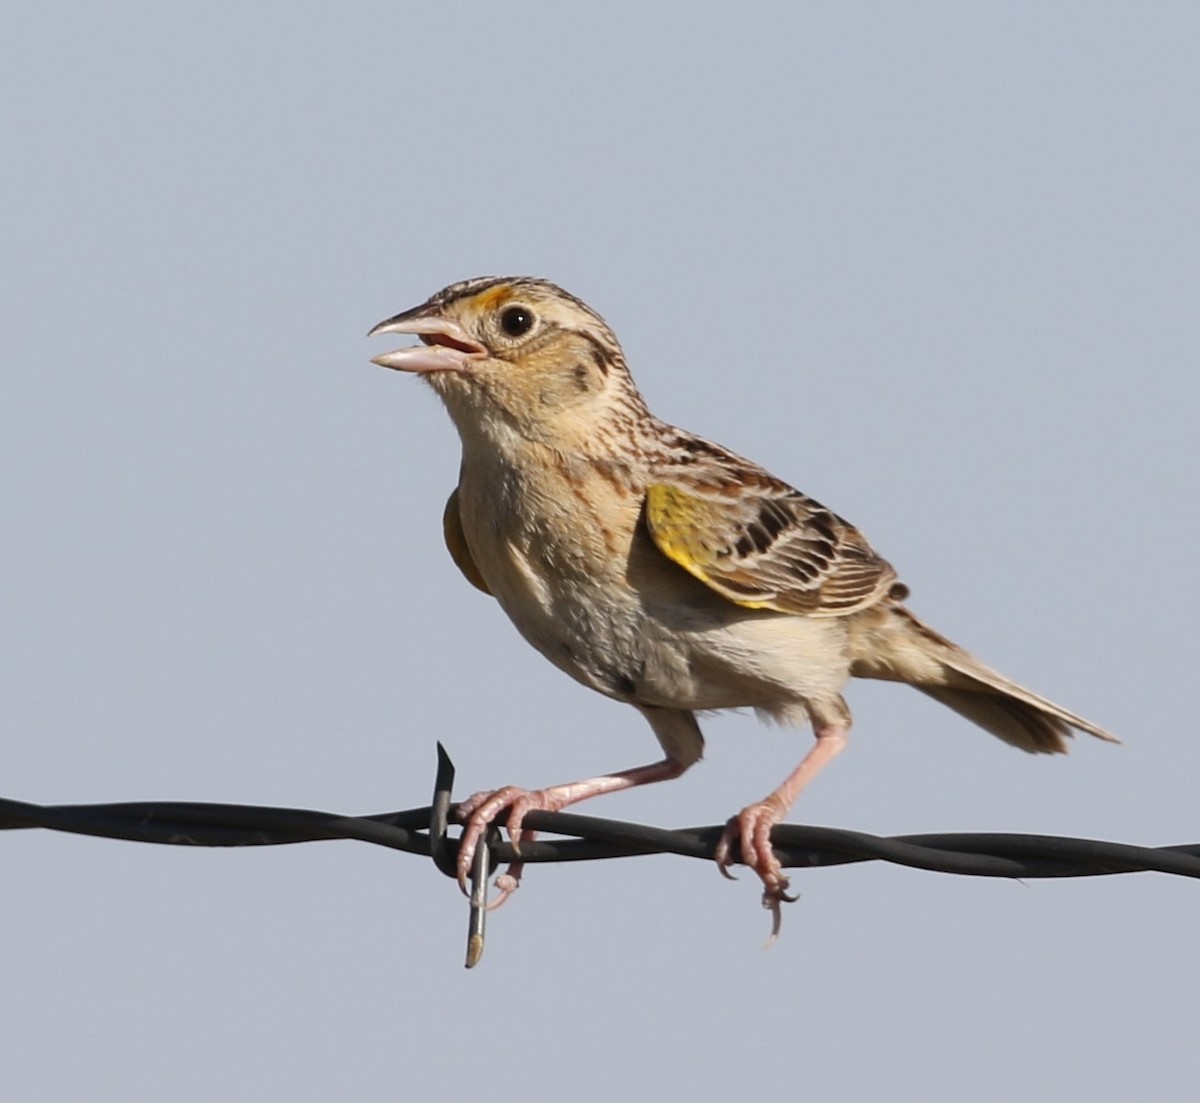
(370, 276, 1116, 933)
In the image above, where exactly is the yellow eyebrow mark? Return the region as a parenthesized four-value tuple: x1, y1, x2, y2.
(471, 284, 512, 312)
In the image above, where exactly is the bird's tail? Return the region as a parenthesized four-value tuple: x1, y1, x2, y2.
(848, 604, 1119, 754)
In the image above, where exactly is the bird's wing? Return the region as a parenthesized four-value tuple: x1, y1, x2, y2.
(442, 487, 492, 595)
(644, 467, 899, 617)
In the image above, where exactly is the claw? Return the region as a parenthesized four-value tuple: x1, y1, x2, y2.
(763, 893, 783, 948)
(455, 786, 549, 901)
(718, 799, 801, 941)
(488, 870, 521, 911)
(713, 824, 739, 880)
(761, 879, 800, 948)
(450, 760, 688, 915)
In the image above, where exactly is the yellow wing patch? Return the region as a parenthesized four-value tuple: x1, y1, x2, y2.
(645, 483, 774, 609)
(644, 481, 897, 617)
(442, 487, 492, 596)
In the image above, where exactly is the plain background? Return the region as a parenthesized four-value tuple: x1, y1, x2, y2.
(3, 3, 1197, 1100)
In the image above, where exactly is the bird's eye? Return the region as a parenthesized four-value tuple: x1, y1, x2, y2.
(500, 305, 535, 337)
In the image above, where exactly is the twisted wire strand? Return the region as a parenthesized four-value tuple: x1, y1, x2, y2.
(3, 761, 1197, 882)
(11, 746, 1191, 967)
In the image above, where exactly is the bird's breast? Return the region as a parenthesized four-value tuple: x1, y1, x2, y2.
(454, 447, 650, 697)
(451, 445, 854, 715)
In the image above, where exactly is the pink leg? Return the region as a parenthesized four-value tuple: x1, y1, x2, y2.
(714, 722, 849, 942)
(455, 757, 687, 894)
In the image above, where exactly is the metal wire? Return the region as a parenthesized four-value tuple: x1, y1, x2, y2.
(5, 744, 1198, 878)
(5, 744, 1197, 964)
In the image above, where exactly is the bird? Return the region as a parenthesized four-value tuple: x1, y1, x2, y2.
(369, 275, 1117, 934)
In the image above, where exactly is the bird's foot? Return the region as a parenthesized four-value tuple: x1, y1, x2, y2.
(455, 786, 561, 899)
(484, 830, 538, 911)
(714, 797, 798, 945)
(488, 866, 524, 910)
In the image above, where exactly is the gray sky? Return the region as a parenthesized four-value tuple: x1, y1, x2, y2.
(3, 3, 1198, 1100)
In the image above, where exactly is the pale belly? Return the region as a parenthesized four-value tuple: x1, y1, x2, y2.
(452, 439, 853, 720)
(473, 523, 853, 716)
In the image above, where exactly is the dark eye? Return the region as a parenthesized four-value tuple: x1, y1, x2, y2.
(500, 305, 535, 337)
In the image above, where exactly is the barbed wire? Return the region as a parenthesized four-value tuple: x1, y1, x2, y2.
(5, 745, 1197, 965)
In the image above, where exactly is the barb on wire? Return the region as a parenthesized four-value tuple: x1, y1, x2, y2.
(4, 745, 1198, 965)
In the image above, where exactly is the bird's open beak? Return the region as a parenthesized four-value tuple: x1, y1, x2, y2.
(368, 311, 488, 374)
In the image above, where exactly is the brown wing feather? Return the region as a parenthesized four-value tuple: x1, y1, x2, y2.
(644, 444, 898, 617)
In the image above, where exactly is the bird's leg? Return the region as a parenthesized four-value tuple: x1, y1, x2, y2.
(715, 721, 849, 941)
(455, 757, 688, 895)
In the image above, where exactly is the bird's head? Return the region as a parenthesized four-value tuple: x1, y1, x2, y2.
(369, 277, 646, 445)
